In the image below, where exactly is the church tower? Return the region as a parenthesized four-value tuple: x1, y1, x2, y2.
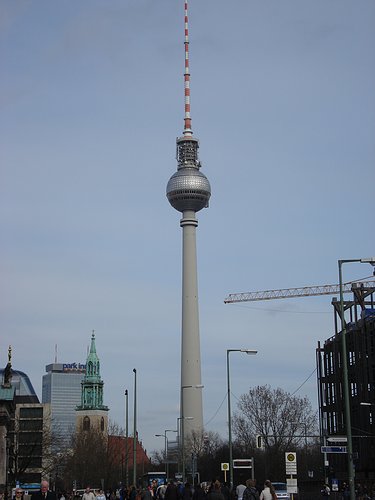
(76, 332, 109, 435)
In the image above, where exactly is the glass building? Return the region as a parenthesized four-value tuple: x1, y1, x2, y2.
(0, 368, 39, 403)
(42, 362, 85, 441)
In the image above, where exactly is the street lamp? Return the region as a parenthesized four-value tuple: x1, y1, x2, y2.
(181, 384, 203, 482)
(338, 257, 375, 500)
(177, 416, 193, 479)
(156, 430, 178, 481)
(291, 421, 308, 451)
(227, 349, 257, 490)
(133, 368, 137, 486)
(125, 389, 129, 487)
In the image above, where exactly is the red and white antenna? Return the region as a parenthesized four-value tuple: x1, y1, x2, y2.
(183, 0, 192, 136)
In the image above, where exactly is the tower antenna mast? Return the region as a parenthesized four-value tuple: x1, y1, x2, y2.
(183, 0, 192, 136)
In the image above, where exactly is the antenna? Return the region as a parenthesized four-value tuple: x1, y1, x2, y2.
(55, 343, 58, 363)
(183, 0, 192, 136)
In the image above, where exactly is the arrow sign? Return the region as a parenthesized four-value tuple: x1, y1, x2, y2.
(321, 446, 347, 454)
(327, 436, 347, 443)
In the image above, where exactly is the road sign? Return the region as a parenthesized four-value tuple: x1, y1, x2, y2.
(221, 463, 229, 471)
(285, 452, 297, 475)
(286, 452, 297, 463)
(321, 446, 347, 454)
(327, 436, 347, 443)
(233, 458, 253, 468)
(287, 479, 298, 495)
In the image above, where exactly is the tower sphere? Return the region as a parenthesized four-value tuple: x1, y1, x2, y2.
(166, 135, 211, 213)
(167, 167, 211, 213)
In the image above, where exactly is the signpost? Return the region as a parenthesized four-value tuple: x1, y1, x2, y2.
(285, 452, 297, 500)
(327, 436, 347, 443)
(221, 463, 229, 483)
(321, 446, 347, 454)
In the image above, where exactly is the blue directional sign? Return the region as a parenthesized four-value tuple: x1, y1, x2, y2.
(321, 446, 347, 454)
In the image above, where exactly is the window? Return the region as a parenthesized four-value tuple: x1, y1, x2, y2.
(83, 416, 90, 431)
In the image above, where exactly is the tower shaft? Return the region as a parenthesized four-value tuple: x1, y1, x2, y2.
(181, 210, 203, 432)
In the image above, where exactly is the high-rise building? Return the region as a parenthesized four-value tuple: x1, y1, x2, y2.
(76, 332, 109, 435)
(166, 1, 211, 436)
(42, 362, 85, 441)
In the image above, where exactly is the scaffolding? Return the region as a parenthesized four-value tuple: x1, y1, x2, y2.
(316, 283, 375, 480)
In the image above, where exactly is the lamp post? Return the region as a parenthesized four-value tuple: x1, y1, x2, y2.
(125, 389, 129, 487)
(177, 416, 192, 479)
(227, 349, 257, 490)
(338, 257, 375, 500)
(181, 384, 203, 482)
(291, 421, 308, 452)
(155, 430, 177, 481)
(133, 368, 137, 486)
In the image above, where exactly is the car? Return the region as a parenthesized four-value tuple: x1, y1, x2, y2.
(272, 482, 290, 500)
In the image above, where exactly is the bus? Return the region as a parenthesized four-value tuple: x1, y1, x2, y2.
(142, 472, 167, 487)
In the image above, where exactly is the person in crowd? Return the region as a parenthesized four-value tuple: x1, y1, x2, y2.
(181, 484, 192, 500)
(164, 481, 179, 500)
(341, 482, 350, 499)
(236, 481, 246, 500)
(242, 480, 259, 500)
(32, 481, 57, 500)
(259, 481, 275, 500)
(141, 487, 152, 500)
(82, 488, 96, 500)
(220, 483, 229, 500)
(156, 484, 167, 500)
(320, 484, 330, 497)
(128, 486, 137, 500)
(96, 491, 106, 500)
(207, 482, 224, 500)
(192, 484, 205, 500)
(14, 489, 23, 500)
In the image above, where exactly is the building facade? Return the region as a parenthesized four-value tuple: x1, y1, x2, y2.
(316, 282, 375, 481)
(8, 403, 51, 486)
(42, 362, 85, 442)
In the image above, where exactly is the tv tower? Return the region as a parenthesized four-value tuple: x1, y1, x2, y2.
(166, 0, 211, 437)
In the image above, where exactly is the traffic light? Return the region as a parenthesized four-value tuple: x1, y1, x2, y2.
(256, 435, 264, 449)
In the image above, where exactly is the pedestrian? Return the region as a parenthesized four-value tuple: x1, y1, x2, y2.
(181, 484, 192, 500)
(192, 484, 205, 500)
(242, 480, 259, 500)
(82, 489, 96, 500)
(156, 484, 167, 500)
(96, 491, 106, 500)
(129, 487, 137, 500)
(320, 484, 330, 497)
(14, 489, 23, 500)
(220, 484, 229, 500)
(165, 482, 180, 500)
(259, 481, 276, 500)
(236, 482, 246, 500)
(207, 482, 224, 500)
(31, 481, 57, 500)
(141, 489, 152, 500)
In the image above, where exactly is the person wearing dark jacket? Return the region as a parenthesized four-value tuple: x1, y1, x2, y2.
(207, 482, 224, 500)
(192, 484, 205, 500)
(165, 482, 180, 500)
(242, 480, 259, 500)
(31, 482, 57, 500)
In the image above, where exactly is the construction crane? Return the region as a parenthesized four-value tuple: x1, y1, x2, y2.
(224, 279, 375, 304)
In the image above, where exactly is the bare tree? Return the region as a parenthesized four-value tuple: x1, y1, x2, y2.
(233, 385, 318, 454)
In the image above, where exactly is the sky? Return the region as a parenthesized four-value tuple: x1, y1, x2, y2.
(1, 0, 374, 457)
